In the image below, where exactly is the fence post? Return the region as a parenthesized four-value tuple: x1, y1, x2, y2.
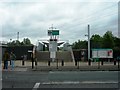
(48, 60, 50, 66)
(117, 57, 120, 69)
(32, 53, 34, 69)
(77, 60, 79, 69)
(88, 59, 91, 66)
(97, 58, 100, 69)
(101, 59, 103, 65)
(35, 58, 37, 66)
(114, 59, 116, 65)
(75, 60, 77, 66)
(62, 60, 64, 66)
(118, 59, 120, 69)
(22, 60, 24, 66)
(10, 60, 11, 65)
(56, 59, 58, 69)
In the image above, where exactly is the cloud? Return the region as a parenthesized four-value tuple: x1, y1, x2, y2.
(0, 0, 119, 44)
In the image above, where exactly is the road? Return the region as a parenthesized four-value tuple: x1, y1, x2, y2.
(2, 71, 120, 90)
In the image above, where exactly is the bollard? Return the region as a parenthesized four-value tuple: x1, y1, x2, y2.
(35, 58, 37, 66)
(35, 60, 37, 66)
(118, 60, 120, 69)
(114, 59, 116, 65)
(48, 60, 50, 66)
(77, 61, 79, 69)
(88, 59, 91, 66)
(22, 60, 24, 66)
(32, 59, 34, 69)
(10, 60, 11, 65)
(31, 53, 34, 69)
(98, 61, 100, 69)
(75, 61, 77, 66)
(56, 59, 58, 69)
(62, 60, 64, 66)
(101, 60, 103, 65)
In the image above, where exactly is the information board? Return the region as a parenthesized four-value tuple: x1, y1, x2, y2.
(92, 49, 113, 58)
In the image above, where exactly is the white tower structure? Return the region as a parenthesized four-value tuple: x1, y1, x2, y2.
(48, 25, 59, 61)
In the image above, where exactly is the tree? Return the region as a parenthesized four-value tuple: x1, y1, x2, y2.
(16, 40, 21, 46)
(72, 40, 87, 49)
(7, 38, 32, 46)
(102, 31, 114, 48)
(90, 34, 102, 49)
(8, 40, 21, 46)
(114, 37, 120, 48)
(22, 38, 32, 45)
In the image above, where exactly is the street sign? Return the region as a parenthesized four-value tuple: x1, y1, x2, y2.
(52, 30, 59, 35)
(48, 30, 59, 36)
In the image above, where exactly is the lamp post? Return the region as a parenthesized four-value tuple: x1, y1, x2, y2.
(85, 25, 91, 65)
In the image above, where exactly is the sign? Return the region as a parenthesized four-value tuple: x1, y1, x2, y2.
(48, 30, 59, 36)
(50, 52, 56, 59)
(92, 49, 113, 58)
(52, 30, 59, 35)
(49, 41, 57, 52)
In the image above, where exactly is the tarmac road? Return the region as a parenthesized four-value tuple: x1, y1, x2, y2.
(2, 71, 119, 89)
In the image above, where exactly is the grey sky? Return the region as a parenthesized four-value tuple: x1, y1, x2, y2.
(0, 0, 119, 45)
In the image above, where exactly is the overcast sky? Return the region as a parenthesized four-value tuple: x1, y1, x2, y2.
(0, 0, 119, 45)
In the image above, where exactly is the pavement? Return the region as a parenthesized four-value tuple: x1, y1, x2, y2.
(1, 60, 120, 71)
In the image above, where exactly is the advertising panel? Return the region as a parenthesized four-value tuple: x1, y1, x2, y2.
(92, 49, 113, 58)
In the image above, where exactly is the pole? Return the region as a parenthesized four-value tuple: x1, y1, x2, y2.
(17, 32, 19, 41)
(88, 25, 91, 65)
(88, 25, 90, 60)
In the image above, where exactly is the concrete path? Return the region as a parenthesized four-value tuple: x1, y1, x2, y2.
(1, 60, 120, 71)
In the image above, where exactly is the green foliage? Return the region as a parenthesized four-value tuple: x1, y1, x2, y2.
(103, 31, 114, 48)
(72, 40, 87, 49)
(102, 31, 114, 48)
(7, 38, 33, 46)
(90, 34, 102, 48)
(22, 38, 31, 45)
(72, 31, 120, 50)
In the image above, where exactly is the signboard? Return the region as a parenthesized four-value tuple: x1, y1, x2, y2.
(92, 49, 113, 58)
(50, 52, 56, 59)
(52, 30, 59, 35)
(49, 41, 57, 52)
(48, 30, 59, 36)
